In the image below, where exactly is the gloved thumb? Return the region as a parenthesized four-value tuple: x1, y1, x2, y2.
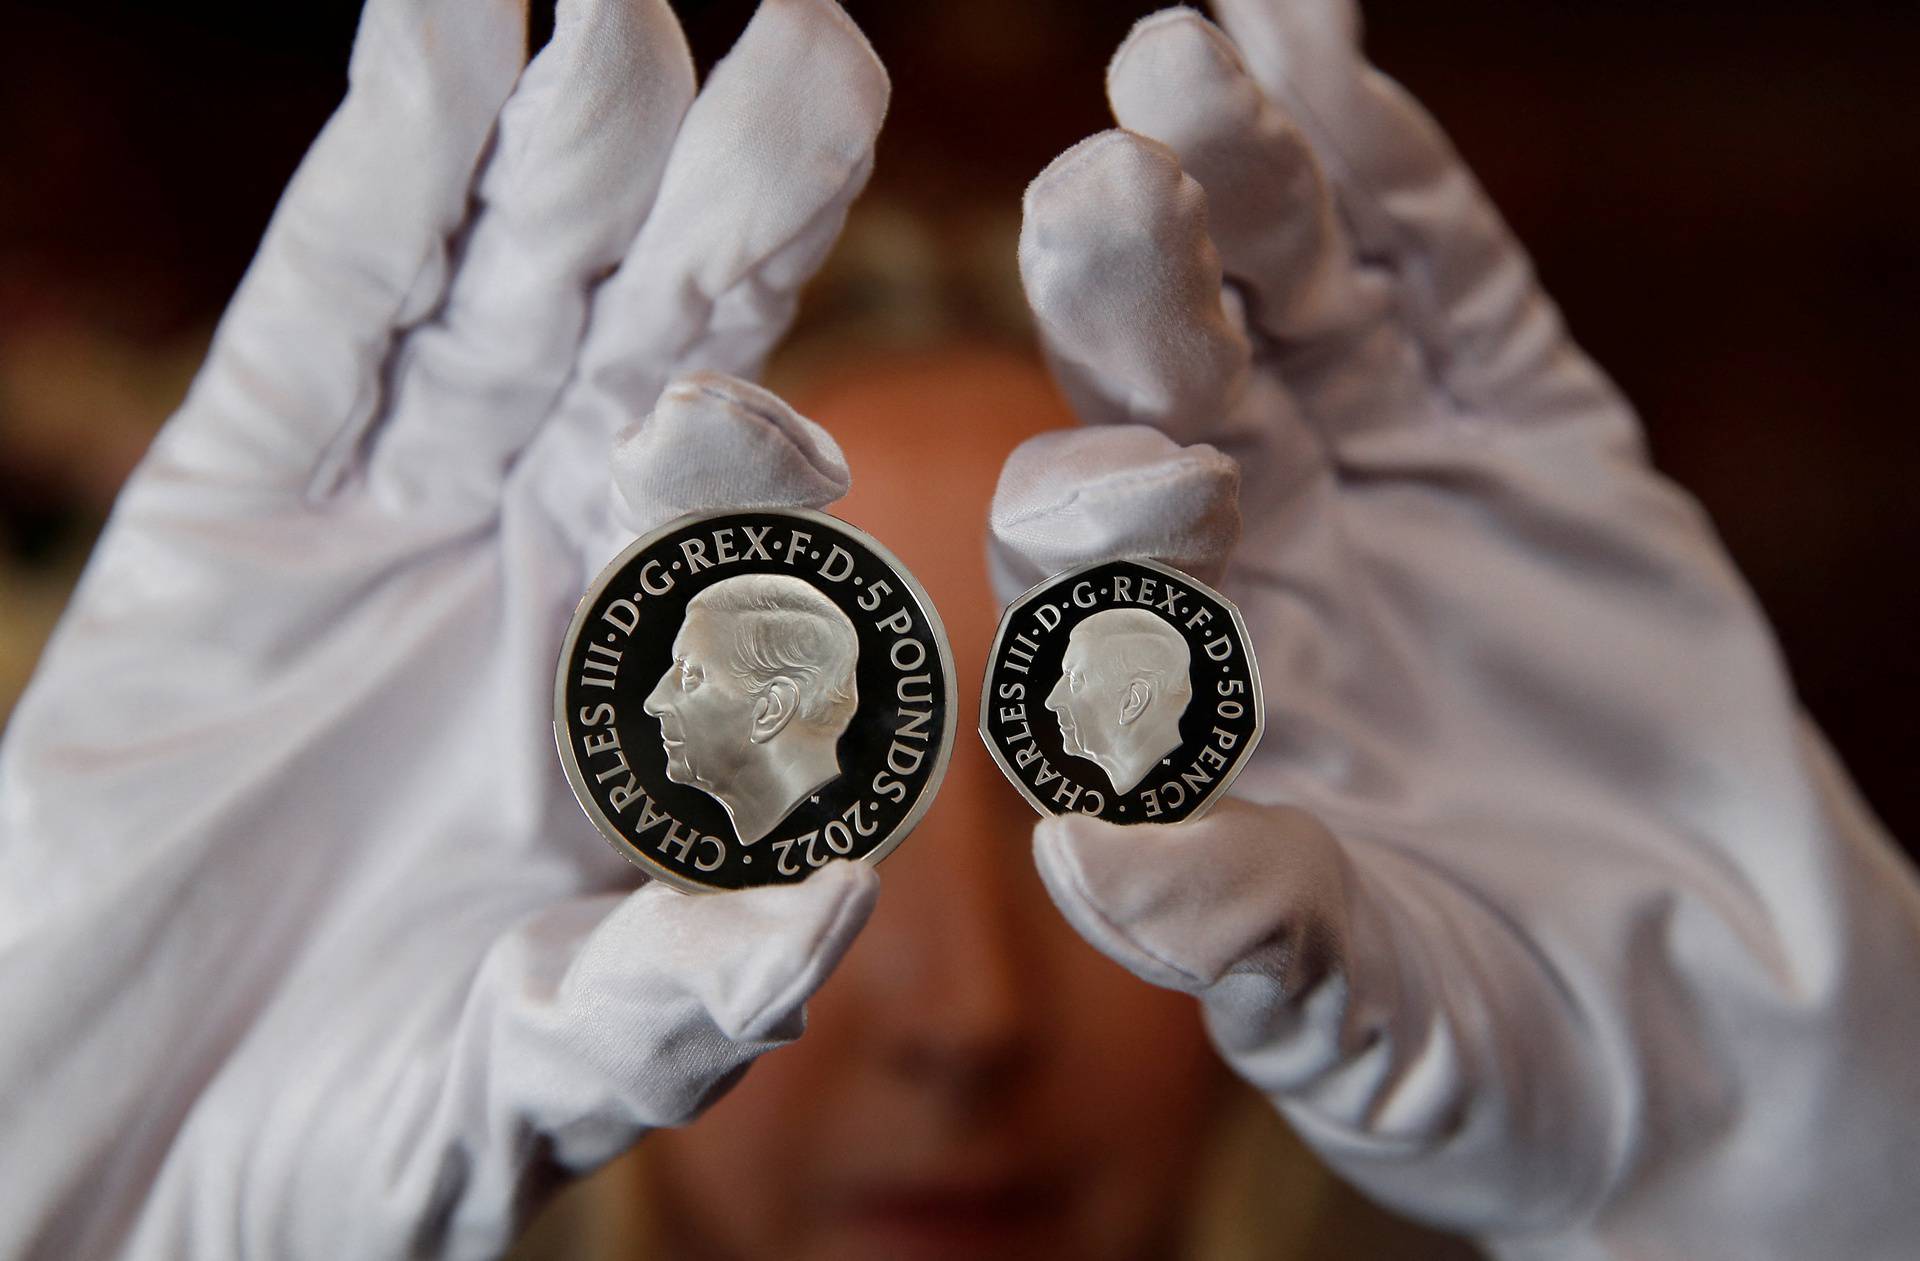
(1031, 798, 1347, 997)
(293, 861, 876, 1255)
(474, 861, 878, 1174)
(988, 424, 1240, 600)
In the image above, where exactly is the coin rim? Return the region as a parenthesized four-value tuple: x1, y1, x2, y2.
(976, 556, 1265, 824)
(554, 506, 960, 893)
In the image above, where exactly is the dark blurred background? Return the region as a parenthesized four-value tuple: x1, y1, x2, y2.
(2, 0, 1914, 845)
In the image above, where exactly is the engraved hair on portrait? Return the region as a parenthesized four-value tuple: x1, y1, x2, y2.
(643, 574, 860, 844)
(1045, 608, 1194, 795)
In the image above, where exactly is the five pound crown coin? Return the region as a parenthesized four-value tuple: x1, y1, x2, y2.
(980, 557, 1263, 825)
(556, 508, 957, 892)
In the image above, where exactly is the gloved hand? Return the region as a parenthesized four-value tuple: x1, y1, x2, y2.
(0, 1, 889, 1257)
(996, 4, 1920, 1256)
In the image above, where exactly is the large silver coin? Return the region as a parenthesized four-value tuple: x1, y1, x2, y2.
(556, 508, 956, 892)
(981, 557, 1262, 824)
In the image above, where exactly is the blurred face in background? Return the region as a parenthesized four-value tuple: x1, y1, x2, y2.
(642, 348, 1227, 1261)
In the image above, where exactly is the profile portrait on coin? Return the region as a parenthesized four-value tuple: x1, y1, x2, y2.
(1045, 607, 1194, 795)
(642, 573, 861, 846)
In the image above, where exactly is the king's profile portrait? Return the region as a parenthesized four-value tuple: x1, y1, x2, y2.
(1045, 608, 1193, 794)
(643, 574, 860, 844)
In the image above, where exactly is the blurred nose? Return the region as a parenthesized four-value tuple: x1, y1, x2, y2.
(851, 758, 1038, 1098)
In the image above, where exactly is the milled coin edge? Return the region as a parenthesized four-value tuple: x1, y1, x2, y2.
(554, 506, 960, 893)
(976, 556, 1265, 825)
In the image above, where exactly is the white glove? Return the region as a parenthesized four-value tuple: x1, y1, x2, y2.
(997, 4, 1920, 1257)
(0, 1, 889, 1257)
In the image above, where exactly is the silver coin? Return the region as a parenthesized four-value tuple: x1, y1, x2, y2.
(556, 508, 957, 892)
(980, 557, 1263, 824)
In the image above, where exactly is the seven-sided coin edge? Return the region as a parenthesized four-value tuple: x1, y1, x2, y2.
(977, 557, 1264, 826)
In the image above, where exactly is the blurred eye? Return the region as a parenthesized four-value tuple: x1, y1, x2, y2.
(677, 659, 702, 689)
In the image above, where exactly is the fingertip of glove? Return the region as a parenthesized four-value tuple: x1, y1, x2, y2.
(541, 0, 695, 96)
(1107, 6, 1244, 100)
(801, 0, 893, 114)
(743, 0, 891, 132)
(1031, 811, 1167, 926)
(707, 859, 877, 1038)
(1035, 798, 1313, 899)
(611, 373, 850, 527)
(704, 854, 878, 940)
(1022, 130, 1190, 243)
(793, 856, 881, 944)
(1031, 813, 1215, 992)
(1018, 131, 1242, 437)
(1032, 809, 1129, 855)
(1107, 7, 1276, 148)
(1021, 132, 1202, 302)
(603, 861, 878, 1044)
(989, 426, 1241, 585)
(1211, 0, 1363, 110)
(992, 426, 1237, 521)
(1033, 799, 1350, 994)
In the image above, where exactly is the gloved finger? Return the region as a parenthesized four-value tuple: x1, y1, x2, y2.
(1105, 9, 1430, 449)
(1030, 799, 1349, 996)
(609, 372, 851, 539)
(366, 0, 696, 511)
(1020, 130, 1252, 452)
(411, 862, 876, 1245)
(988, 426, 1240, 598)
(1211, 0, 1618, 422)
(168, 0, 526, 493)
(1108, 8, 1358, 346)
(555, 0, 888, 447)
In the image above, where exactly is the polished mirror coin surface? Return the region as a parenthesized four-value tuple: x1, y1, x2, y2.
(981, 557, 1262, 825)
(557, 508, 956, 892)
